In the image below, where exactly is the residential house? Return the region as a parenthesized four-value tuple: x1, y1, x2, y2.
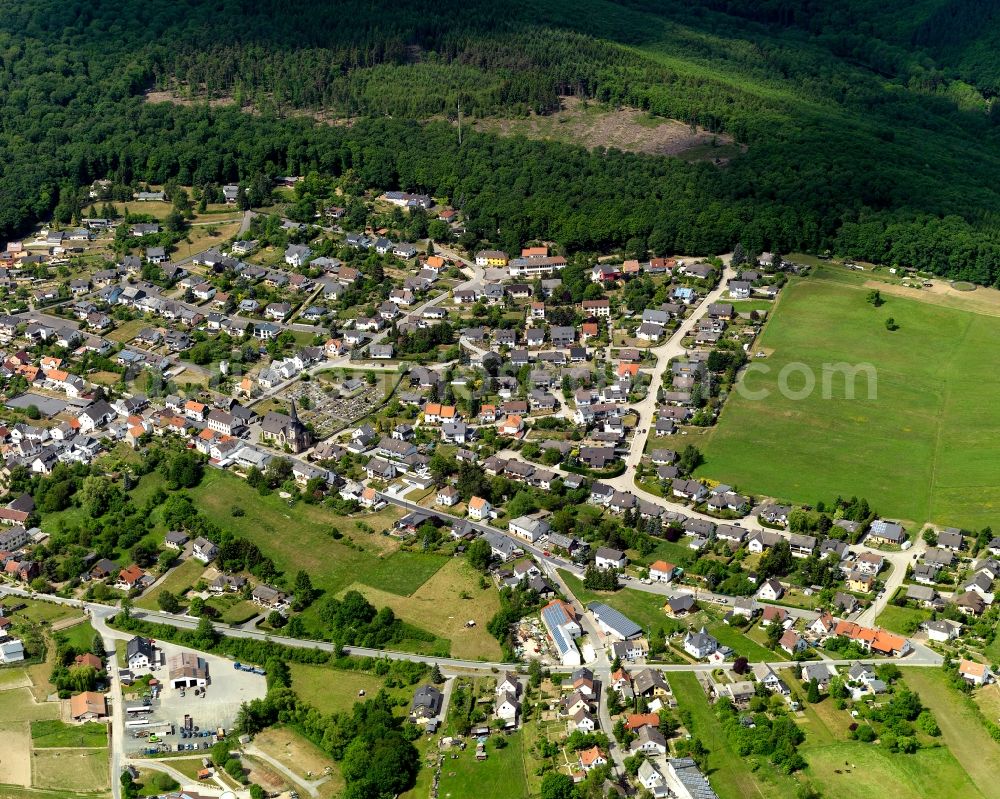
(867, 519, 906, 546)
(756, 579, 784, 601)
(683, 628, 718, 659)
(595, 547, 626, 570)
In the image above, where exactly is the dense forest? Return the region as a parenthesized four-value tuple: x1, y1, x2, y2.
(5, 0, 1000, 281)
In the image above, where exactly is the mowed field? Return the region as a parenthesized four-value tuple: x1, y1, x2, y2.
(288, 663, 387, 714)
(902, 668, 1000, 799)
(697, 270, 1000, 528)
(187, 470, 476, 651)
(343, 558, 503, 661)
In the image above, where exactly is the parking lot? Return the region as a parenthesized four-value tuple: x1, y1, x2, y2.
(123, 640, 267, 756)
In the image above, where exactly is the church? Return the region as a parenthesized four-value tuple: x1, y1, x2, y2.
(259, 400, 311, 453)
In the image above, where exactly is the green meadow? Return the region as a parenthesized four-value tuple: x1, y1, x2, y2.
(698, 272, 1000, 529)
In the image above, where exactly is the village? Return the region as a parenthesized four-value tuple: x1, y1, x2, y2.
(0, 178, 995, 799)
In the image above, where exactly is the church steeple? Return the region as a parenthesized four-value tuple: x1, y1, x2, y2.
(289, 398, 299, 423)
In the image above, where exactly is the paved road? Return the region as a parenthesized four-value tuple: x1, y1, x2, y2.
(615, 259, 736, 478)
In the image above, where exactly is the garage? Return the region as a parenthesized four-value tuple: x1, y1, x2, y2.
(167, 652, 209, 689)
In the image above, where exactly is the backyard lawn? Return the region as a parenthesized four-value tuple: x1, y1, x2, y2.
(698, 268, 1000, 529)
(435, 731, 530, 799)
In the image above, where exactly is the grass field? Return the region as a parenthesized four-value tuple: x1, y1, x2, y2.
(188, 471, 403, 603)
(803, 743, 985, 799)
(106, 318, 147, 343)
(875, 603, 932, 635)
(136, 557, 206, 610)
(697, 269, 1000, 528)
(670, 672, 798, 799)
(31, 749, 109, 792)
(902, 668, 999, 798)
(974, 682, 1000, 725)
(288, 663, 386, 714)
(212, 598, 259, 625)
(53, 619, 97, 651)
(4, 600, 84, 627)
(708, 621, 785, 662)
(343, 558, 502, 660)
(358, 551, 448, 596)
(436, 731, 530, 799)
(186, 470, 485, 651)
(0, 689, 60, 722)
(30, 720, 107, 748)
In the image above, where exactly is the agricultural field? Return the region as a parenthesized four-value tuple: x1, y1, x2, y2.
(342, 558, 502, 661)
(31, 750, 109, 792)
(698, 269, 1000, 529)
(0, 689, 60, 723)
(0, 679, 108, 795)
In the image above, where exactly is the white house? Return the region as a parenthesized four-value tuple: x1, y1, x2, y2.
(595, 547, 626, 570)
(682, 628, 718, 659)
(192, 537, 218, 564)
(467, 496, 492, 520)
(126, 637, 155, 670)
(495, 693, 520, 722)
(508, 515, 549, 542)
(649, 560, 676, 583)
(756, 578, 784, 601)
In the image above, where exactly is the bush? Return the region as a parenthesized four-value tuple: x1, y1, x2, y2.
(224, 757, 246, 783)
(853, 724, 876, 742)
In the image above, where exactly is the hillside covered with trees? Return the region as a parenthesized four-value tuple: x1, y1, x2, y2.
(5, 0, 1000, 281)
